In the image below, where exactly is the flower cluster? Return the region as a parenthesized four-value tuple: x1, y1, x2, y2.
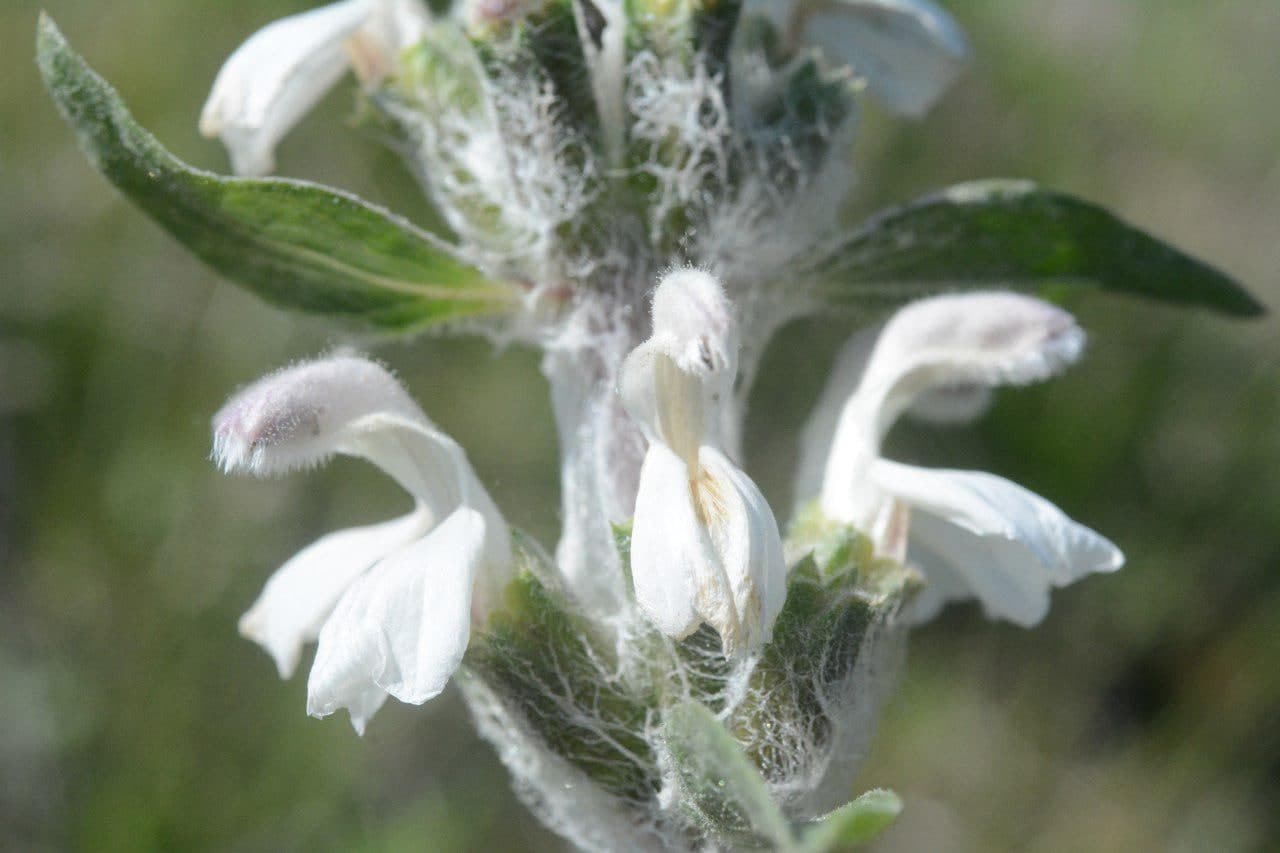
(217, 281, 1120, 735)
(39, 0, 1260, 848)
(194, 0, 1126, 847)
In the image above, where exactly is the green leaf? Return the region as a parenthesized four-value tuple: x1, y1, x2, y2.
(35, 14, 519, 331)
(811, 179, 1264, 317)
(664, 701, 797, 849)
(801, 789, 902, 852)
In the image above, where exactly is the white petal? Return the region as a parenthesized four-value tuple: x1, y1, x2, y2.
(876, 461, 1123, 626)
(199, 0, 378, 175)
(347, 0, 431, 85)
(212, 355, 499, 523)
(798, 319, 997, 514)
(800, 0, 968, 117)
(618, 340, 663, 444)
(812, 293, 1084, 535)
(650, 269, 738, 377)
(896, 516, 970, 623)
(619, 342, 707, 467)
(630, 443, 705, 641)
(697, 447, 787, 655)
(905, 512, 1054, 626)
(858, 292, 1084, 442)
(382, 0, 430, 48)
(307, 508, 488, 733)
(619, 270, 739, 462)
(341, 415, 475, 519)
(212, 354, 423, 475)
(239, 506, 434, 678)
(339, 414, 513, 607)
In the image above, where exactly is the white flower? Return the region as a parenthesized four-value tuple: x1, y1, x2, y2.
(799, 292, 1123, 627)
(745, 0, 968, 117)
(199, 0, 429, 176)
(620, 270, 786, 656)
(213, 353, 512, 733)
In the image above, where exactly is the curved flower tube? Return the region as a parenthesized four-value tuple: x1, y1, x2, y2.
(213, 353, 512, 733)
(799, 292, 1123, 626)
(620, 269, 786, 657)
(199, 0, 429, 176)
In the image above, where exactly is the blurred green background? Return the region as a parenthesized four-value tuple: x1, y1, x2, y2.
(3, 1, 1277, 850)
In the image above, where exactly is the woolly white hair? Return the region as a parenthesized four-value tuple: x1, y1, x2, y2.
(211, 353, 423, 476)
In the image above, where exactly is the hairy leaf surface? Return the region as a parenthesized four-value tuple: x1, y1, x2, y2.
(37, 14, 518, 331)
(812, 180, 1263, 316)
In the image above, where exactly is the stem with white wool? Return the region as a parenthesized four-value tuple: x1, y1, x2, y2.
(542, 329, 646, 616)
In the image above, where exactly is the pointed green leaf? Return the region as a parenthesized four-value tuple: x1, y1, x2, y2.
(36, 14, 519, 331)
(811, 179, 1264, 316)
(801, 789, 902, 852)
(664, 701, 797, 849)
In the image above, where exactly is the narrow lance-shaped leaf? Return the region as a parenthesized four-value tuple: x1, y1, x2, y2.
(800, 789, 903, 852)
(35, 14, 520, 331)
(808, 179, 1264, 317)
(664, 701, 797, 849)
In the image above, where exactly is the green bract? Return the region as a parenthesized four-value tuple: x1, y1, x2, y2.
(462, 522, 909, 849)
